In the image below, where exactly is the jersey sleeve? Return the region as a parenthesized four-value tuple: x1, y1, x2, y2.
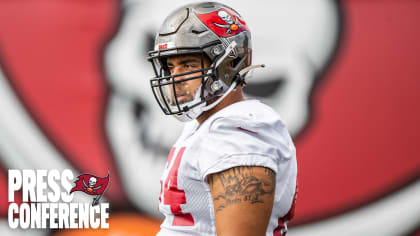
(196, 115, 295, 181)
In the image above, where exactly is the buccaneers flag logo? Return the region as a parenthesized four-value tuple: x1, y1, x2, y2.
(196, 8, 249, 37)
(71, 173, 110, 206)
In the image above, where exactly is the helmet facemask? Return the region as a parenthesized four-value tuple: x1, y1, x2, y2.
(149, 40, 252, 122)
(149, 49, 222, 121)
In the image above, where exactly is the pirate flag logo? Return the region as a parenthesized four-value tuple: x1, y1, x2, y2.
(213, 10, 243, 34)
(71, 173, 110, 206)
(196, 8, 249, 37)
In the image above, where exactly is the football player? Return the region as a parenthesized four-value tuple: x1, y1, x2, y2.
(148, 2, 297, 235)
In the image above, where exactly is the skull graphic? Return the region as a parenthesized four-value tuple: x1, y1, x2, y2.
(89, 177, 97, 188)
(217, 10, 234, 24)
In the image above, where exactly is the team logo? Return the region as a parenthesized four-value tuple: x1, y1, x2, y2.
(196, 8, 248, 37)
(213, 10, 243, 34)
(71, 173, 110, 206)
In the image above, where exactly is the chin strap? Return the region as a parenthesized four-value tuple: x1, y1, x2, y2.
(202, 64, 266, 112)
(202, 80, 238, 111)
(239, 64, 265, 78)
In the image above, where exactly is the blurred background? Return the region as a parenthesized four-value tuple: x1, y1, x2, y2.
(0, 0, 419, 235)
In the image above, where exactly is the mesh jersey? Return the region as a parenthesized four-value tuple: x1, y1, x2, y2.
(157, 99, 297, 236)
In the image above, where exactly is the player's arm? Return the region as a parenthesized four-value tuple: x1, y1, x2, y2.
(208, 166, 276, 236)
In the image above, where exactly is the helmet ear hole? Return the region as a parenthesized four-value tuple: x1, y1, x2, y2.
(231, 57, 242, 68)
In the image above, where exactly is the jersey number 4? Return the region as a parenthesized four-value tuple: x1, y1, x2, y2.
(160, 147, 195, 226)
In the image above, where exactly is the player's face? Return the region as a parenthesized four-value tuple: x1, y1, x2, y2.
(166, 54, 210, 104)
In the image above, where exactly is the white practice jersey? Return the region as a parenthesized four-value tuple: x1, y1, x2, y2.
(157, 99, 297, 236)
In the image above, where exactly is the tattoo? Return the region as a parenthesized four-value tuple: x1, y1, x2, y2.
(209, 166, 275, 212)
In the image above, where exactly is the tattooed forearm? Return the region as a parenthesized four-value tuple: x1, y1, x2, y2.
(208, 166, 275, 212)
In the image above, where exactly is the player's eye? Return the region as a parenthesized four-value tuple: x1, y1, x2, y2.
(185, 64, 198, 69)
